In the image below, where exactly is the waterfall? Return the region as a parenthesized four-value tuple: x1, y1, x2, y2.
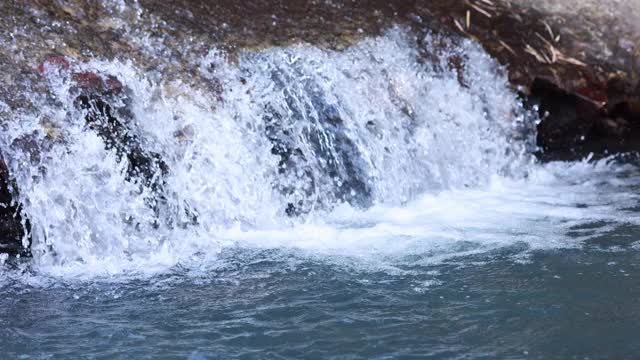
(0, 27, 540, 274)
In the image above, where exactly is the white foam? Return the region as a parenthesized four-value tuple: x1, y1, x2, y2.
(223, 159, 640, 267)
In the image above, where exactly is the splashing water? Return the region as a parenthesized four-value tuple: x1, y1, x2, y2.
(0, 27, 638, 281)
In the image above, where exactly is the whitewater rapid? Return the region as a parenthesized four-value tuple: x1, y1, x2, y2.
(1, 28, 639, 281)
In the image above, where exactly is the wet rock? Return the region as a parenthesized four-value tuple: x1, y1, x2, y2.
(75, 94, 169, 189)
(3, 1, 637, 161)
(531, 77, 640, 160)
(262, 71, 372, 216)
(531, 75, 640, 160)
(531, 78, 604, 159)
(0, 156, 30, 257)
(265, 107, 373, 216)
(73, 87, 198, 228)
(36, 56, 71, 76)
(41, 62, 195, 229)
(0, 0, 638, 254)
(36, 57, 169, 201)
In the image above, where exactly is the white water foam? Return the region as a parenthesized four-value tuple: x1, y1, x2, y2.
(1, 28, 638, 281)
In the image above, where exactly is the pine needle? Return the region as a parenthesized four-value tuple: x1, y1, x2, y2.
(498, 40, 517, 56)
(469, 3, 493, 18)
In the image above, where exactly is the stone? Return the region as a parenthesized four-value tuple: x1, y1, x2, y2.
(531, 77, 640, 160)
(0, 156, 30, 257)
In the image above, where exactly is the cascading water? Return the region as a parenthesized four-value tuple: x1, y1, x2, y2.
(1, 24, 639, 283)
(0, 28, 546, 276)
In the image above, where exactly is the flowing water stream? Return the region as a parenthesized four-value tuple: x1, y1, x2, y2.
(1, 7, 640, 358)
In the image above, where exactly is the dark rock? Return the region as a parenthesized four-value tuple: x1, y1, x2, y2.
(37, 57, 171, 209)
(532, 78, 605, 159)
(263, 71, 372, 216)
(74, 88, 198, 229)
(75, 94, 168, 188)
(531, 77, 640, 160)
(67, 67, 199, 229)
(0, 156, 30, 257)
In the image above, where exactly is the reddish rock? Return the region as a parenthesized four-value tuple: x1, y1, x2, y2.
(71, 71, 104, 91)
(38, 55, 125, 96)
(36, 56, 71, 76)
(105, 76, 123, 93)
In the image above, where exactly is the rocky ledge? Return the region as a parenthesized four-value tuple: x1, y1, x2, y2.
(0, 0, 638, 255)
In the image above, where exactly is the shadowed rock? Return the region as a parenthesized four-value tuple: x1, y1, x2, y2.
(265, 102, 372, 216)
(0, 157, 30, 257)
(532, 78, 640, 160)
(405, 1, 640, 160)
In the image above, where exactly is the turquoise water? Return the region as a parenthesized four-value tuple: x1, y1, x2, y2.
(3, 159, 640, 359)
(3, 243, 640, 359)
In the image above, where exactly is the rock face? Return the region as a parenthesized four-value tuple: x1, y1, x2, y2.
(0, 0, 638, 255)
(127, 0, 640, 160)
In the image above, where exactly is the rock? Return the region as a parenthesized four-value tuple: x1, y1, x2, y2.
(0, 156, 30, 257)
(530, 77, 640, 160)
(36, 57, 169, 196)
(0, 0, 638, 254)
(137, 0, 639, 160)
(36, 56, 71, 76)
(264, 100, 372, 216)
(406, 1, 640, 160)
(531, 78, 604, 159)
(71, 78, 199, 228)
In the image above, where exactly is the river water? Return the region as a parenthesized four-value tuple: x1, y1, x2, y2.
(1, 11, 639, 359)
